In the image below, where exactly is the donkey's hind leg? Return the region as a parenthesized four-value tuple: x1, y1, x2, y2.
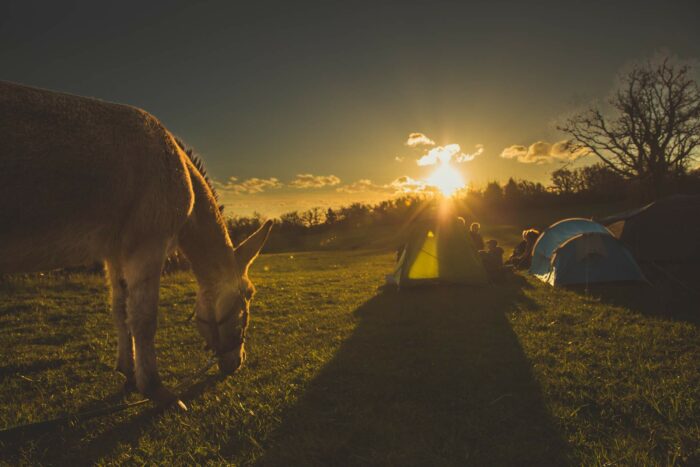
(106, 260, 136, 393)
(122, 243, 177, 406)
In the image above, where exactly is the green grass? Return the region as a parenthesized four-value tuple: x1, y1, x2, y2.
(1, 250, 699, 465)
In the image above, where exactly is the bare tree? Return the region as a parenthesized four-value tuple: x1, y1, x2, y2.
(559, 57, 700, 198)
(301, 207, 324, 227)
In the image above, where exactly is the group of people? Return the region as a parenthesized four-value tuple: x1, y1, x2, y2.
(468, 222, 541, 278)
(391, 219, 542, 283)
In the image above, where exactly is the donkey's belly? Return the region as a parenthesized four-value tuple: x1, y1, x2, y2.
(0, 226, 107, 274)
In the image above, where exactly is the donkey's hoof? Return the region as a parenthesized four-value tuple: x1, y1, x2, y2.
(146, 385, 186, 410)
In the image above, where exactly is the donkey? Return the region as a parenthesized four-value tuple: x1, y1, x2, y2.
(0, 81, 272, 406)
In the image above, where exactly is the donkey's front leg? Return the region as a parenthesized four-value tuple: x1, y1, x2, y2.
(107, 260, 136, 393)
(124, 247, 177, 406)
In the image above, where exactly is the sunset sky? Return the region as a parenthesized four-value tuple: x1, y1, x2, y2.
(3, 1, 700, 216)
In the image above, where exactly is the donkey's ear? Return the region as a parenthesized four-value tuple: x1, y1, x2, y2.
(234, 220, 273, 273)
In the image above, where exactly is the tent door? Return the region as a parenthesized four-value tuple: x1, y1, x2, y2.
(408, 230, 439, 279)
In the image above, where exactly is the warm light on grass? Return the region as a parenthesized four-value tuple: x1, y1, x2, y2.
(1, 250, 698, 465)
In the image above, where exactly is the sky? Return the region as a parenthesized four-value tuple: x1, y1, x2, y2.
(3, 0, 700, 216)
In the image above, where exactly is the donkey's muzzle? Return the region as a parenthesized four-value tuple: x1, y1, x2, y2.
(218, 347, 246, 376)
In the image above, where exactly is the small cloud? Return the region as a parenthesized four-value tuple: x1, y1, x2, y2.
(215, 176, 282, 194)
(390, 175, 438, 193)
(455, 144, 484, 162)
(395, 156, 405, 162)
(405, 132, 436, 147)
(500, 145, 528, 160)
(337, 179, 390, 193)
(417, 143, 480, 166)
(289, 173, 341, 189)
(337, 176, 437, 195)
(500, 140, 589, 164)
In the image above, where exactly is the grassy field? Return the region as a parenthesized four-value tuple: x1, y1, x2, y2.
(1, 250, 699, 465)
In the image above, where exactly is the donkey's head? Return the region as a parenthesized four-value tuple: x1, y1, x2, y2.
(194, 220, 273, 375)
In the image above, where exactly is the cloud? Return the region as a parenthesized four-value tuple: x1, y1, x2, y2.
(500, 140, 590, 164)
(289, 173, 341, 189)
(215, 176, 282, 194)
(456, 143, 484, 162)
(405, 132, 436, 147)
(390, 175, 433, 193)
(337, 176, 437, 195)
(417, 144, 460, 166)
(416, 143, 481, 166)
(215, 173, 343, 194)
(336, 179, 391, 193)
(500, 145, 528, 161)
(395, 156, 405, 162)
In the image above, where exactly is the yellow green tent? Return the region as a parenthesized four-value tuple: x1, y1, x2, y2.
(391, 219, 488, 287)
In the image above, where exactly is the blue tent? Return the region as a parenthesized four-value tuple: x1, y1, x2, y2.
(542, 232, 646, 286)
(530, 218, 646, 286)
(530, 218, 610, 277)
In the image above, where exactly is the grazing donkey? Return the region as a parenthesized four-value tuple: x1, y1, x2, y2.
(0, 81, 272, 406)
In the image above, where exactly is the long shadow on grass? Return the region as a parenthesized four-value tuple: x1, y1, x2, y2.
(252, 277, 572, 466)
(569, 279, 700, 325)
(63, 374, 222, 464)
(0, 372, 221, 464)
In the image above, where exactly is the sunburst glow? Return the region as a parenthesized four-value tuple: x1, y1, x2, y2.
(426, 162, 465, 196)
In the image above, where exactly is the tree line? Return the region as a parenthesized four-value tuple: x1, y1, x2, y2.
(223, 164, 700, 255)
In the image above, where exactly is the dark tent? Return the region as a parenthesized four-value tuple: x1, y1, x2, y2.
(600, 195, 700, 263)
(542, 232, 646, 286)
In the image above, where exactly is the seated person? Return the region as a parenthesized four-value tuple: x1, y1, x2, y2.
(506, 237, 527, 265)
(506, 229, 540, 269)
(469, 222, 484, 250)
(479, 239, 505, 278)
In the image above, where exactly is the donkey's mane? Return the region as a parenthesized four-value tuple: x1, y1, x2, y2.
(174, 138, 219, 202)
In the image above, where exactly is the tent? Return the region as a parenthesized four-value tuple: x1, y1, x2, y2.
(540, 232, 646, 286)
(599, 195, 700, 263)
(529, 218, 645, 286)
(529, 218, 610, 277)
(390, 219, 488, 287)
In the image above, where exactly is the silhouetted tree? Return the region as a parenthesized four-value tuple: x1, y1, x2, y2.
(560, 57, 700, 198)
(339, 203, 372, 226)
(483, 181, 504, 206)
(503, 178, 523, 205)
(579, 164, 625, 197)
(280, 211, 304, 229)
(550, 167, 583, 195)
(325, 207, 338, 225)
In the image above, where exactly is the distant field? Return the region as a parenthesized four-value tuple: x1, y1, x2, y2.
(1, 249, 699, 465)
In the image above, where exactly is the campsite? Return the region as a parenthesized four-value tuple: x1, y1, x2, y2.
(3, 1, 700, 465)
(2, 201, 700, 464)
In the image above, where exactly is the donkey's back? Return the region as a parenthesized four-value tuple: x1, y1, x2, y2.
(0, 81, 194, 273)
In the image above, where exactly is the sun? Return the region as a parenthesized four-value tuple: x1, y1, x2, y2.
(426, 162, 465, 196)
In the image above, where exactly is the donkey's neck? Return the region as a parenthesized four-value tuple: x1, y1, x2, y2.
(178, 165, 235, 287)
